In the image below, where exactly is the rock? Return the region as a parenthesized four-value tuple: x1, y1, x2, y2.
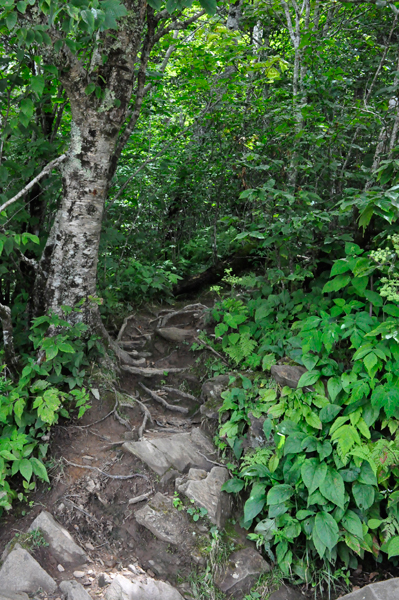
(156, 328, 196, 343)
(269, 585, 304, 600)
(200, 375, 231, 420)
(0, 593, 29, 600)
(60, 580, 93, 600)
(336, 578, 399, 599)
(160, 469, 180, 490)
(215, 547, 270, 599)
(0, 546, 57, 594)
(105, 574, 184, 600)
(270, 365, 307, 389)
(28, 510, 87, 567)
(247, 412, 268, 448)
(73, 571, 86, 578)
(123, 428, 215, 476)
(135, 492, 194, 546)
(176, 466, 231, 527)
(98, 573, 112, 587)
(58, 564, 65, 572)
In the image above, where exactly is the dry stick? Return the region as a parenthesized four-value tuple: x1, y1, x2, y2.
(194, 337, 229, 366)
(160, 386, 199, 403)
(69, 407, 116, 429)
(128, 492, 152, 505)
(63, 458, 150, 481)
(63, 498, 96, 520)
(197, 451, 225, 468)
(138, 382, 189, 415)
(0, 154, 67, 214)
(121, 365, 187, 377)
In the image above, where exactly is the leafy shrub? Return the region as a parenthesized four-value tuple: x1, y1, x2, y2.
(215, 238, 399, 584)
(0, 307, 97, 512)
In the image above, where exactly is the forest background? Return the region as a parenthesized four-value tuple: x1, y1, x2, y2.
(1, 0, 399, 593)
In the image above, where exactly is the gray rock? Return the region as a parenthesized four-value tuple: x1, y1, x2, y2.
(200, 375, 231, 420)
(269, 585, 304, 600)
(270, 365, 307, 389)
(336, 578, 399, 600)
(28, 510, 87, 566)
(0, 593, 29, 600)
(247, 412, 268, 448)
(98, 573, 112, 587)
(105, 573, 184, 600)
(176, 466, 231, 527)
(60, 580, 93, 600)
(135, 492, 194, 546)
(123, 428, 215, 476)
(156, 328, 196, 342)
(215, 547, 270, 599)
(0, 546, 57, 594)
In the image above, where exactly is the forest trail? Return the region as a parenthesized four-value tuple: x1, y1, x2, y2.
(0, 299, 262, 599)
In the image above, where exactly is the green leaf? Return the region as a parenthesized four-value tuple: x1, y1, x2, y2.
(297, 370, 320, 388)
(331, 424, 361, 455)
(327, 377, 342, 402)
(30, 75, 45, 96)
(352, 482, 375, 510)
(57, 342, 75, 353)
(387, 536, 399, 559)
(364, 352, 378, 374)
(267, 484, 293, 505)
(222, 478, 244, 493)
(19, 458, 32, 482)
(314, 511, 339, 551)
(199, 0, 216, 14)
(383, 304, 399, 317)
(364, 290, 383, 307)
(45, 345, 59, 361)
(331, 260, 351, 276)
(351, 277, 368, 296)
(345, 242, 363, 256)
(244, 482, 266, 521)
(322, 274, 351, 294)
(147, 0, 163, 7)
(6, 11, 17, 30)
(224, 313, 247, 329)
(320, 404, 341, 423)
(215, 322, 228, 337)
(85, 83, 96, 95)
(30, 457, 49, 483)
(320, 466, 345, 509)
(301, 459, 327, 495)
(342, 510, 363, 539)
(371, 385, 399, 418)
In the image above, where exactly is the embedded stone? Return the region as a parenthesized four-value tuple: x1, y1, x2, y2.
(60, 580, 93, 600)
(0, 546, 57, 594)
(336, 578, 399, 600)
(135, 492, 193, 546)
(28, 510, 87, 566)
(215, 547, 270, 599)
(270, 365, 307, 389)
(105, 574, 184, 600)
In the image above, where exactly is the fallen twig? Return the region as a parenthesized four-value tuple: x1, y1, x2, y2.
(195, 337, 229, 366)
(62, 498, 97, 521)
(128, 492, 152, 505)
(63, 458, 150, 481)
(119, 394, 154, 439)
(160, 386, 199, 403)
(70, 408, 115, 429)
(138, 382, 189, 415)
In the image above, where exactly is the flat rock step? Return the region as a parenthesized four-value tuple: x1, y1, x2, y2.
(123, 428, 216, 475)
(337, 578, 399, 600)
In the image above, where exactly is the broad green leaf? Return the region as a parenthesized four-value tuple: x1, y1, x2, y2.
(327, 377, 342, 402)
(371, 385, 399, 418)
(30, 457, 49, 482)
(215, 322, 228, 337)
(6, 11, 17, 30)
(244, 482, 266, 521)
(364, 290, 383, 307)
(267, 484, 293, 505)
(222, 478, 244, 493)
(30, 75, 45, 96)
(314, 511, 339, 551)
(320, 404, 341, 423)
(320, 466, 345, 509)
(388, 536, 399, 559)
(351, 276, 368, 296)
(57, 342, 75, 353)
(45, 345, 59, 361)
(364, 352, 378, 374)
(352, 482, 375, 510)
(198, 0, 217, 14)
(342, 510, 363, 539)
(19, 458, 32, 482)
(302, 459, 327, 495)
(322, 274, 351, 294)
(383, 304, 399, 317)
(297, 370, 320, 388)
(331, 260, 350, 276)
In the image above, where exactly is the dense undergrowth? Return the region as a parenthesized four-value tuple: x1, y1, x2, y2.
(208, 235, 399, 589)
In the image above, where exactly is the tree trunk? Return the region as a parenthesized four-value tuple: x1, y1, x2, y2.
(38, 120, 115, 323)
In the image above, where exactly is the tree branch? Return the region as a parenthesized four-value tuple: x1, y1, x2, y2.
(0, 154, 66, 215)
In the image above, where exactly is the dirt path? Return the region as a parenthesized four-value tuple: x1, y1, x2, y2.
(0, 300, 226, 596)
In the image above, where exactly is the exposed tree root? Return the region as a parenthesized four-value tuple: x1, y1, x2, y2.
(121, 365, 187, 377)
(63, 458, 150, 481)
(154, 303, 207, 327)
(195, 337, 230, 365)
(160, 386, 199, 403)
(138, 382, 189, 415)
(119, 394, 154, 439)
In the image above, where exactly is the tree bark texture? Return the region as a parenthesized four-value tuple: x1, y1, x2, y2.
(35, 0, 149, 321)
